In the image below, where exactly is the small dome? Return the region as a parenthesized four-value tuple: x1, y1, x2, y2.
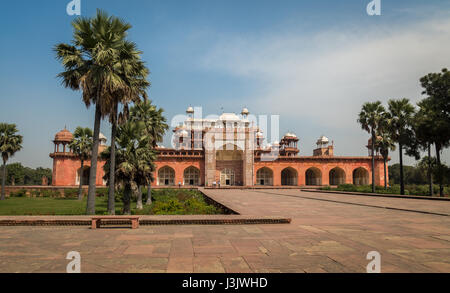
(54, 128, 73, 142)
(256, 131, 264, 138)
(186, 106, 194, 114)
(99, 133, 107, 141)
(284, 132, 297, 138)
(317, 135, 329, 145)
(241, 108, 249, 115)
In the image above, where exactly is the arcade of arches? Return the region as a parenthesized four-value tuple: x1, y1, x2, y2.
(50, 126, 388, 187)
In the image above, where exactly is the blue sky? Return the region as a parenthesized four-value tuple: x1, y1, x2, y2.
(0, 0, 449, 168)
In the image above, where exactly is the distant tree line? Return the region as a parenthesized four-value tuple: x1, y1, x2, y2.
(0, 163, 52, 186)
(389, 162, 450, 186)
(358, 68, 450, 196)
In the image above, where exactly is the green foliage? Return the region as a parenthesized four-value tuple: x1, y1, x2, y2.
(10, 189, 27, 197)
(95, 188, 108, 197)
(0, 163, 52, 186)
(0, 189, 222, 216)
(64, 189, 79, 199)
(322, 184, 449, 196)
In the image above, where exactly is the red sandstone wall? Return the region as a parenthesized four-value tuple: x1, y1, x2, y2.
(52, 156, 106, 186)
(152, 158, 204, 186)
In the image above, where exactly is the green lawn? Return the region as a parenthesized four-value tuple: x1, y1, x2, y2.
(0, 189, 223, 216)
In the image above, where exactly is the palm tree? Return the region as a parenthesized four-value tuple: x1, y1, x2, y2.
(106, 41, 150, 215)
(55, 10, 133, 214)
(0, 123, 23, 200)
(357, 101, 386, 193)
(102, 121, 156, 214)
(376, 119, 396, 190)
(68, 127, 93, 200)
(129, 100, 168, 205)
(387, 98, 416, 195)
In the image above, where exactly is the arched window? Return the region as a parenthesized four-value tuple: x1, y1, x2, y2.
(184, 167, 200, 186)
(329, 167, 346, 185)
(281, 167, 298, 186)
(353, 167, 369, 185)
(158, 166, 175, 186)
(256, 168, 273, 186)
(305, 167, 322, 186)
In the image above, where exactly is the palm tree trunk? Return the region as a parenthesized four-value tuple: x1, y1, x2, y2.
(1, 161, 6, 200)
(146, 183, 152, 205)
(428, 144, 433, 196)
(383, 157, 387, 190)
(122, 184, 132, 215)
(77, 160, 84, 200)
(86, 101, 102, 215)
(399, 143, 405, 195)
(108, 102, 118, 215)
(435, 144, 444, 197)
(371, 130, 375, 193)
(136, 186, 143, 210)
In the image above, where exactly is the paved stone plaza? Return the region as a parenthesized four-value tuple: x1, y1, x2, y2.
(0, 189, 449, 273)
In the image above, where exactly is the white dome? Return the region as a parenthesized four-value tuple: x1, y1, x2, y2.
(256, 131, 264, 138)
(284, 132, 297, 138)
(317, 135, 329, 144)
(99, 133, 107, 141)
(241, 108, 249, 115)
(186, 106, 194, 114)
(219, 113, 240, 121)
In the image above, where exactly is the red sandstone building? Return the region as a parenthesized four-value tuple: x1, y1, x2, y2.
(50, 108, 388, 187)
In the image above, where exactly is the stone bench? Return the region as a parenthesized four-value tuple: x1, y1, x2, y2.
(91, 216, 140, 229)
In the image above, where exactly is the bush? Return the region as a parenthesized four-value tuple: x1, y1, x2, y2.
(10, 189, 27, 197)
(64, 189, 78, 199)
(96, 188, 108, 197)
(41, 189, 61, 198)
(152, 199, 184, 215)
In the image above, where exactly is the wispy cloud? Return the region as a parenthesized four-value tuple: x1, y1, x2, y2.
(199, 15, 450, 163)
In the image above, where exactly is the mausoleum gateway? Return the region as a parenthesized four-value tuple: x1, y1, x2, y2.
(50, 107, 388, 187)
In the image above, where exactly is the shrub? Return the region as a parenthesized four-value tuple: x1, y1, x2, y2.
(40, 189, 61, 198)
(96, 188, 108, 197)
(10, 189, 27, 197)
(64, 189, 78, 199)
(152, 199, 184, 215)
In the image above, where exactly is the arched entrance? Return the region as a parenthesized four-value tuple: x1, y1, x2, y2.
(76, 167, 90, 185)
(281, 167, 298, 186)
(329, 167, 346, 185)
(220, 168, 235, 186)
(305, 167, 322, 186)
(353, 167, 369, 185)
(256, 167, 273, 186)
(184, 166, 200, 186)
(158, 166, 175, 186)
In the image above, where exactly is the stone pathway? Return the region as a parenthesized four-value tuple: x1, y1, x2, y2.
(0, 189, 449, 273)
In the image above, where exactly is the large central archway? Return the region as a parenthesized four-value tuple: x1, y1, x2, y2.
(76, 166, 90, 185)
(216, 143, 243, 186)
(281, 167, 298, 186)
(329, 167, 346, 185)
(305, 167, 322, 186)
(256, 167, 273, 186)
(353, 167, 369, 185)
(158, 166, 175, 186)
